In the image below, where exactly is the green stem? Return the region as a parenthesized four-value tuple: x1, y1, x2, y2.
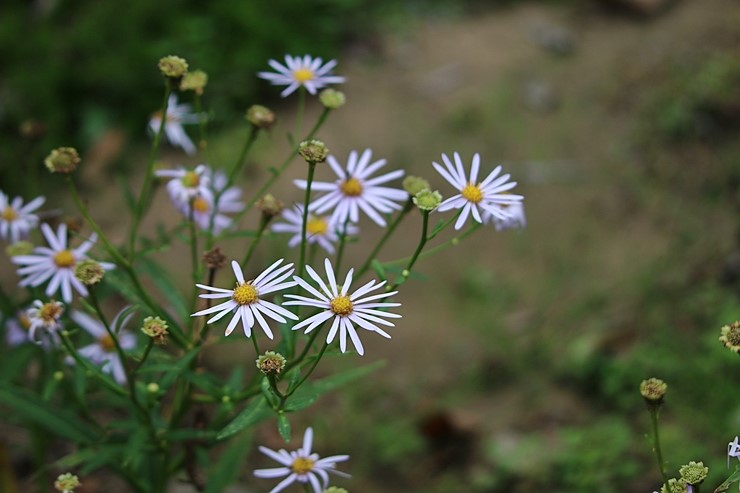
(356, 197, 413, 277)
(287, 341, 328, 397)
(386, 221, 481, 267)
(298, 163, 317, 279)
(334, 217, 351, 274)
(242, 216, 269, 267)
(188, 203, 201, 337)
(284, 327, 322, 374)
(228, 125, 259, 188)
(129, 83, 172, 258)
(59, 333, 128, 397)
(649, 405, 669, 485)
(251, 333, 261, 356)
(294, 88, 305, 144)
(133, 339, 155, 374)
(389, 211, 429, 291)
(194, 93, 207, 152)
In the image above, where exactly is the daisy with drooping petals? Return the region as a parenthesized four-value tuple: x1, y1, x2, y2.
(69, 308, 136, 385)
(4, 308, 59, 348)
(258, 55, 346, 98)
(270, 205, 358, 254)
(179, 167, 244, 234)
(155, 164, 213, 210)
(12, 224, 114, 303)
(0, 191, 45, 243)
(148, 94, 202, 155)
(485, 200, 527, 231)
(191, 259, 298, 339)
(294, 149, 407, 227)
(284, 258, 401, 356)
(434, 152, 523, 230)
(25, 299, 64, 343)
(254, 427, 350, 493)
(729, 436, 740, 467)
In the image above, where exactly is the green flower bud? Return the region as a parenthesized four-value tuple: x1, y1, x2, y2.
(74, 259, 105, 286)
(246, 105, 276, 129)
(256, 193, 285, 219)
(403, 175, 430, 196)
(147, 382, 160, 394)
(6, 241, 34, 257)
(158, 55, 188, 79)
(640, 377, 667, 403)
(319, 89, 346, 109)
(298, 139, 329, 164)
(54, 473, 81, 493)
(662, 478, 687, 493)
(256, 351, 286, 376)
(719, 321, 740, 354)
(413, 189, 443, 211)
(141, 316, 169, 345)
(45, 147, 80, 174)
(180, 69, 208, 94)
(679, 461, 708, 485)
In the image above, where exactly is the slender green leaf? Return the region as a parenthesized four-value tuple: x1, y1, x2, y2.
(277, 412, 291, 442)
(117, 174, 136, 213)
(311, 360, 385, 393)
(204, 432, 253, 493)
(216, 397, 270, 440)
(715, 466, 740, 493)
(137, 256, 188, 320)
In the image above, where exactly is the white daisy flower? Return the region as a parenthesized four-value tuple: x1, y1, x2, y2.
(148, 94, 202, 155)
(254, 427, 350, 493)
(155, 164, 213, 211)
(485, 200, 527, 231)
(25, 300, 64, 343)
(0, 191, 45, 243)
(270, 205, 358, 254)
(12, 224, 115, 303)
(284, 258, 401, 356)
(179, 167, 244, 234)
(434, 152, 524, 230)
(191, 259, 298, 339)
(294, 149, 407, 227)
(729, 436, 740, 467)
(69, 309, 136, 385)
(258, 55, 346, 98)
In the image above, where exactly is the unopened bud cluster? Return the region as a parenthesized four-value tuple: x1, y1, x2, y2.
(660, 478, 687, 493)
(203, 247, 227, 270)
(74, 259, 105, 286)
(640, 377, 667, 404)
(256, 351, 286, 376)
(319, 89, 346, 109)
(413, 189, 442, 211)
(54, 473, 81, 493)
(180, 70, 208, 94)
(45, 147, 80, 174)
(719, 321, 740, 354)
(679, 461, 708, 485)
(158, 55, 188, 79)
(246, 105, 276, 129)
(403, 176, 430, 196)
(141, 316, 169, 345)
(256, 194, 285, 219)
(6, 241, 33, 257)
(298, 140, 328, 164)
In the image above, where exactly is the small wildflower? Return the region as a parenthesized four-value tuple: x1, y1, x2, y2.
(254, 427, 350, 493)
(180, 69, 208, 94)
(54, 473, 81, 493)
(485, 201, 527, 231)
(679, 461, 708, 485)
(256, 351, 286, 376)
(158, 55, 188, 79)
(413, 189, 443, 212)
(26, 300, 64, 343)
(44, 147, 80, 174)
(6, 241, 34, 257)
(285, 258, 401, 356)
(403, 176, 430, 196)
(12, 223, 114, 303)
(256, 194, 285, 219)
(141, 316, 169, 345)
(271, 205, 358, 255)
(186, 168, 244, 234)
(148, 95, 203, 155)
(319, 89, 346, 109)
(719, 321, 740, 353)
(69, 308, 136, 385)
(192, 259, 298, 339)
(295, 149, 407, 227)
(258, 55, 346, 98)
(155, 164, 212, 209)
(298, 140, 329, 164)
(203, 247, 227, 270)
(729, 436, 740, 467)
(0, 192, 45, 243)
(74, 259, 105, 286)
(640, 377, 668, 404)
(246, 105, 277, 129)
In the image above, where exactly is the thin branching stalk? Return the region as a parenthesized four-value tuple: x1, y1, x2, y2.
(298, 163, 317, 279)
(356, 197, 413, 277)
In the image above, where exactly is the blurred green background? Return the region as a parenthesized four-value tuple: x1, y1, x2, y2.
(1, 0, 740, 492)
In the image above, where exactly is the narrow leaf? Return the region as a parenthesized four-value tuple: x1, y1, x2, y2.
(216, 397, 270, 440)
(277, 412, 291, 442)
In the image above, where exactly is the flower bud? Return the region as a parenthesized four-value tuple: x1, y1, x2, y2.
(413, 189, 442, 212)
(661, 478, 687, 493)
(6, 241, 34, 257)
(158, 55, 188, 79)
(74, 259, 105, 286)
(256, 194, 285, 219)
(53, 371, 64, 381)
(141, 316, 169, 345)
(679, 461, 708, 485)
(256, 351, 286, 376)
(246, 105, 276, 129)
(403, 175, 430, 196)
(54, 473, 81, 493)
(180, 69, 208, 94)
(719, 321, 740, 354)
(298, 139, 328, 164)
(147, 382, 160, 394)
(319, 89, 346, 109)
(203, 247, 227, 270)
(45, 147, 80, 174)
(640, 377, 667, 404)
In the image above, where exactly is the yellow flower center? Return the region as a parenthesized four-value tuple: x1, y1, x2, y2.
(2, 207, 18, 221)
(53, 250, 76, 268)
(39, 302, 63, 324)
(181, 171, 200, 188)
(192, 196, 210, 213)
(306, 216, 328, 236)
(293, 68, 315, 83)
(461, 183, 483, 203)
(330, 295, 353, 316)
(340, 178, 363, 197)
(99, 334, 116, 352)
(291, 457, 315, 475)
(232, 283, 259, 305)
